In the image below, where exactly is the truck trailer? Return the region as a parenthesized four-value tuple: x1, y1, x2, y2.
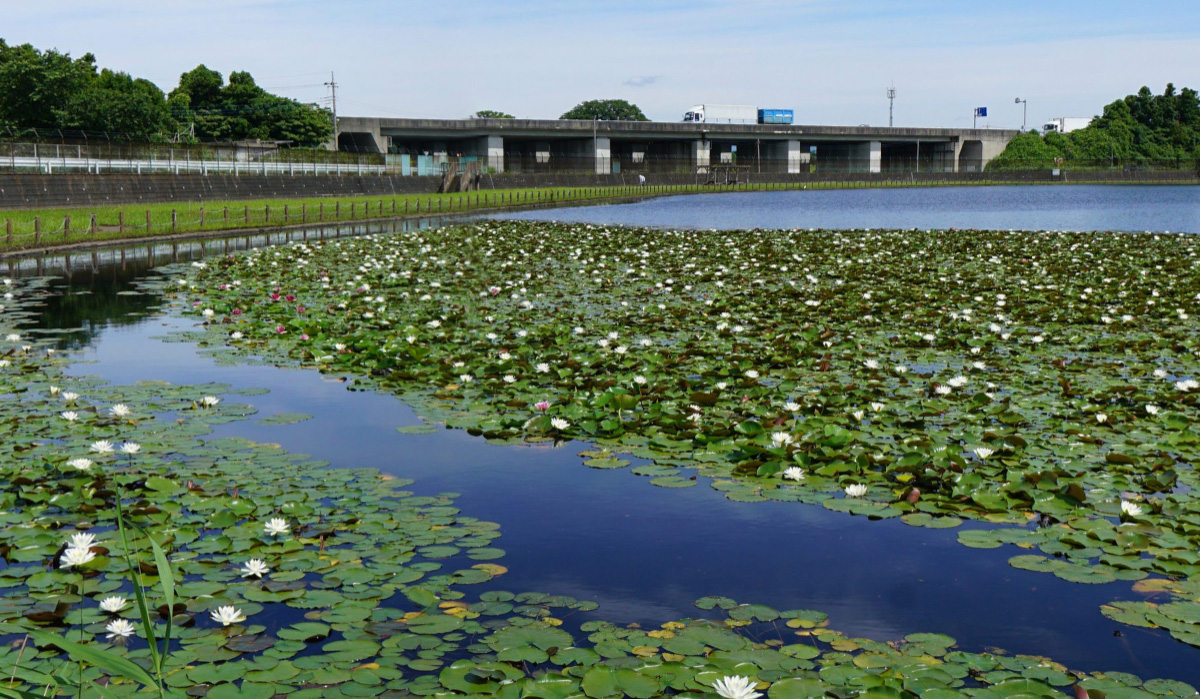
(1042, 117, 1093, 134)
(682, 105, 795, 124)
(683, 104, 757, 124)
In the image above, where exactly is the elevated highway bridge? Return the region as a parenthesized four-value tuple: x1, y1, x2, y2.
(336, 116, 1016, 175)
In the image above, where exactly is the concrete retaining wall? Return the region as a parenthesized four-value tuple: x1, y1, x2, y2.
(1, 169, 1194, 210)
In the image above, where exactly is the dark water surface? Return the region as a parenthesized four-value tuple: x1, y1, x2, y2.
(502, 184, 1200, 233)
(10, 191, 1200, 686)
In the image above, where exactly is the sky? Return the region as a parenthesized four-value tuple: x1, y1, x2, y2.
(5, 0, 1200, 129)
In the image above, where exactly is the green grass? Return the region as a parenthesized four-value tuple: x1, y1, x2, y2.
(0, 185, 713, 253)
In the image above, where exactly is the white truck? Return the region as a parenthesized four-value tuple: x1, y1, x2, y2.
(1042, 117, 1093, 134)
(683, 104, 758, 124)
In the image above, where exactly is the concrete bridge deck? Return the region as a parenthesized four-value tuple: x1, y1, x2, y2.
(337, 116, 1017, 174)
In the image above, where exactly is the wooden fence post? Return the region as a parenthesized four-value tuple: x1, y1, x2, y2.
(350, 202, 355, 218)
(283, 204, 289, 223)
(145, 210, 151, 234)
(391, 199, 396, 214)
(5, 219, 12, 246)
(244, 206, 249, 224)
(265, 205, 271, 223)
(302, 203, 307, 222)
(34, 217, 41, 245)
(319, 202, 324, 221)
(90, 213, 97, 236)
(171, 209, 177, 231)
(200, 208, 206, 226)
(118, 211, 124, 234)
(223, 206, 229, 224)
(63, 215, 70, 242)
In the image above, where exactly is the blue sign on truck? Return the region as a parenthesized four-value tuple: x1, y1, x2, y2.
(757, 109, 794, 124)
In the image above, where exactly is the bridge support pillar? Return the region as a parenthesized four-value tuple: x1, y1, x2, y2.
(593, 137, 611, 174)
(847, 140, 882, 173)
(478, 136, 504, 173)
(692, 140, 711, 171)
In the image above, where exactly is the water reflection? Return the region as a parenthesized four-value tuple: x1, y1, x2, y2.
(9, 211, 1200, 686)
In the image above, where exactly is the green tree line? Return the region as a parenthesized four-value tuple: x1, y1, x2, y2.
(0, 39, 332, 147)
(991, 84, 1200, 170)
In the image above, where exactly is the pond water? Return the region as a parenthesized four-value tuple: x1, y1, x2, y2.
(502, 184, 1200, 233)
(9, 187, 1200, 687)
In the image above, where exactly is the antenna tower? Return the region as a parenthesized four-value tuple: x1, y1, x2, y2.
(887, 85, 896, 127)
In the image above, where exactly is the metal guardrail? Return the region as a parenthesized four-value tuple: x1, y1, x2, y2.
(1, 154, 390, 176)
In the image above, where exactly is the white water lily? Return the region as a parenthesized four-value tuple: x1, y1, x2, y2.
(69, 532, 97, 550)
(60, 411, 79, 422)
(744, 369, 760, 379)
(263, 518, 290, 536)
(104, 618, 137, 640)
(550, 417, 570, 431)
(60, 546, 96, 568)
(1145, 405, 1160, 415)
(99, 596, 128, 613)
(783, 467, 805, 481)
(503, 374, 517, 383)
(67, 458, 93, 471)
(973, 447, 994, 460)
(61, 391, 80, 403)
(870, 402, 884, 412)
(535, 363, 550, 373)
(230, 331, 244, 340)
(770, 432, 794, 448)
(240, 559, 270, 578)
(844, 484, 868, 498)
(852, 410, 865, 421)
(947, 376, 968, 388)
(109, 404, 131, 418)
(784, 401, 801, 412)
(119, 442, 141, 455)
(633, 375, 647, 385)
(1120, 500, 1143, 517)
(90, 439, 114, 453)
(201, 396, 221, 407)
(209, 606, 247, 626)
(935, 385, 952, 395)
(712, 675, 762, 699)
(1096, 413, 1108, 424)
(1177, 379, 1199, 392)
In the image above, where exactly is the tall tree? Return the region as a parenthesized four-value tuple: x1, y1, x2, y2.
(168, 65, 332, 146)
(472, 110, 514, 119)
(994, 83, 1200, 168)
(0, 41, 94, 131)
(560, 99, 648, 121)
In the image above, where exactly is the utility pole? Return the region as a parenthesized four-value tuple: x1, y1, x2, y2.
(324, 72, 338, 149)
(1014, 97, 1027, 132)
(887, 86, 895, 127)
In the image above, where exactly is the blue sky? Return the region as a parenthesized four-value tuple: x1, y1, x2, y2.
(5, 0, 1200, 128)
